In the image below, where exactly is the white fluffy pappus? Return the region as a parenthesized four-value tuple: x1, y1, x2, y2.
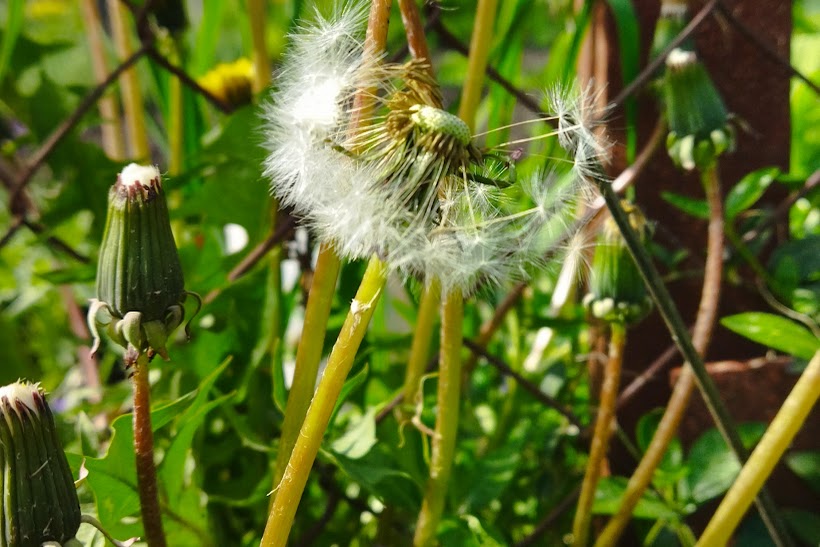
(263, 4, 606, 295)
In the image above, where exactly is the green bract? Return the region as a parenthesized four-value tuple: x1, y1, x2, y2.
(664, 48, 734, 171)
(583, 202, 653, 325)
(88, 164, 199, 359)
(0, 382, 81, 547)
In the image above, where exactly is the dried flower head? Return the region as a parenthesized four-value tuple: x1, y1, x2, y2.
(264, 5, 606, 294)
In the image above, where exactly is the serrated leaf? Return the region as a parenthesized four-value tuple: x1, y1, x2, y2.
(725, 167, 779, 220)
(721, 312, 820, 359)
(65, 392, 196, 539)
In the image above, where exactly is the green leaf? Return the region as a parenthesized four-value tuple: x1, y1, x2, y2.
(660, 191, 709, 219)
(0, 0, 24, 83)
(721, 312, 820, 359)
(635, 408, 683, 473)
(725, 167, 780, 220)
(65, 392, 197, 539)
(785, 451, 820, 496)
(159, 358, 233, 507)
(784, 508, 820, 546)
(686, 423, 765, 504)
(592, 476, 679, 520)
(330, 407, 378, 459)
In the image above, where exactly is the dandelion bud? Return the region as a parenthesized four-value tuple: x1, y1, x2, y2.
(583, 202, 653, 325)
(663, 48, 734, 170)
(0, 381, 81, 546)
(89, 164, 196, 359)
(650, 0, 693, 61)
(198, 58, 255, 109)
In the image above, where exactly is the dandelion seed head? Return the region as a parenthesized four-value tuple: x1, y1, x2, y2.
(263, 5, 604, 295)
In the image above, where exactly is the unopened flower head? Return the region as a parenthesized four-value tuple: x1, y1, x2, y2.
(583, 202, 653, 325)
(88, 164, 200, 359)
(0, 381, 82, 545)
(264, 4, 606, 294)
(663, 48, 734, 170)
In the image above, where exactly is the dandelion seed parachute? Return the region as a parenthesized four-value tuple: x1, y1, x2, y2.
(263, 4, 606, 295)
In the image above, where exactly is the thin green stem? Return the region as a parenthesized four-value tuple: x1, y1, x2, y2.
(260, 257, 389, 547)
(271, 243, 341, 489)
(107, 0, 150, 160)
(401, 278, 441, 421)
(698, 350, 820, 546)
(413, 291, 464, 547)
(167, 40, 184, 176)
(80, 0, 125, 160)
(247, 0, 272, 93)
(128, 350, 166, 547)
(592, 172, 792, 546)
(458, 0, 498, 129)
(573, 322, 625, 547)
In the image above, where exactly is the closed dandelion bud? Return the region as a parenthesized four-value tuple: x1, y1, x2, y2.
(198, 58, 255, 109)
(0, 382, 81, 546)
(89, 164, 198, 359)
(650, 0, 693, 61)
(664, 48, 734, 170)
(583, 202, 653, 325)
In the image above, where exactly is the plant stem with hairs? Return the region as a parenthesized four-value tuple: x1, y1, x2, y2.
(260, 257, 389, 547)
(413, 291, 464, 547)
(573, 322, 626, 547)
(592, 168, 792, 547)
(127, 349, 166, 547)
(698, 350, 820, 546)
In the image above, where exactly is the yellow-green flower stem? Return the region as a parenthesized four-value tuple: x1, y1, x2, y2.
(413, 290, 465, 547)
(596, 164, 724, 546)
(260, 257, 388, 547)
(80, 0, 125, 160)
(167, 42, 184, 176)
(107, 0, 150, 160)
(698, 350, 820, 546)
(128, 350, 167, 547)
(400, 278, 441, 421)
(412, 1, 497, 542)
(572, 322, 626, 547)
(458, 0, 499, 132)
(247, 0, 271, 93)
(271, 243, 341, 490)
